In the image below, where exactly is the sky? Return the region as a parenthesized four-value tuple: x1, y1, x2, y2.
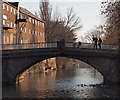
(8, 0, 103, 40)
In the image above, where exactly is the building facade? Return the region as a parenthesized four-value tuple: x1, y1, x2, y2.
(2, 1, 57, 78)
(2, 1, 45, 44)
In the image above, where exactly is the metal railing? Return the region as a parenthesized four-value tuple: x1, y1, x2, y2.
(2, 42, 57, 50)
(65, 42, 118, 50)
(1, 42, 118, 50)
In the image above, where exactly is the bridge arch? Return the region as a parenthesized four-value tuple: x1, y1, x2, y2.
(15, 55, 104, 82)
(2, 47, 119, 84)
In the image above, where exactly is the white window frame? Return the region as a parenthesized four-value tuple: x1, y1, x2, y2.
(40, 22, 41, 26)
(7, 6, 9, 11)
(35, 31, 37, 35)
(29, 17, 31, 22)
(3, 20, 5, 25)
(7, 37, 9, 43)
(25, 28, 27, 33)
(29, 29, 31, 34)
(40, 32, 42, 36)
(33, 19, 34, 24)
(14, 23, 16, 28)
(11, 22, 12, 27)
(21, 27, 22, 32)
(11, 7, 12, 13)
(3, 14, 7, 20)
(33, 30, 34, 34)
(25, 40, 27, 43)
(7, 21, 9, 26)
(35, 20, 37, 25)
(14, 9, 15, 14)
(21, 40, 23, 44)
(38, 21, 39, 25)
(21, 14, 22, 19)
(42, 23, 44, 27)
(3, 4, 5, 9)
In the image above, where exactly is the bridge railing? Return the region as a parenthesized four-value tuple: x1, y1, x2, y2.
(2, 42, 118, 50)
(65, 42, 118, 49)
(2, 42, 57, 50)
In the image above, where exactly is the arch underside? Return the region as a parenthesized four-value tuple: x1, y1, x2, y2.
(15, 55, 104, 81)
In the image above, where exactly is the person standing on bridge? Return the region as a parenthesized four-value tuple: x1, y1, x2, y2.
(98, 37, 102, 49)
(77, 41, 82, 48)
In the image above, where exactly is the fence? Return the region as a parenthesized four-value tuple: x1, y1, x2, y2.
(1, 42, 118, 50)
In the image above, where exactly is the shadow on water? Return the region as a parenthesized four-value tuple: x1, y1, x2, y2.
(2, 66, 120, 99)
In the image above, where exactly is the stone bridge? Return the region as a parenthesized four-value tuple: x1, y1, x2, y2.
(1, 42, 120, 84)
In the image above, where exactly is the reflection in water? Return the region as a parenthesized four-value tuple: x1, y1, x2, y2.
(3, 66, 120, 99)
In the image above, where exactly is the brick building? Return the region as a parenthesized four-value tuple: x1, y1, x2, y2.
(2, 1, 57, 75)
(2, 1, 45, 44)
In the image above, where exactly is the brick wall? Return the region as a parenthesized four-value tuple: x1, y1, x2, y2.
(2, 2, 45, 44)
(2, 2, 17, 44)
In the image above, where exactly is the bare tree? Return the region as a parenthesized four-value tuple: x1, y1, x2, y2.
(101, 0, 120, 45)
(64, 8, 82, 33)
(35, 1, 82, 42)
(35, 0, 83, 68)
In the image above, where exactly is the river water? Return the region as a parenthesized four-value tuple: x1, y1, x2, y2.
(3, 66, 120, 99)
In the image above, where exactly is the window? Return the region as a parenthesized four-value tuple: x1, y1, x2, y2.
(38, 21, 39, 25)
(25, 40, 27, 43)
(7, 6, 9, 11)
(29, 29, 31, 34)
(21, 27, 22, 32)
(42, 23, 44, 27)
(3, 14, 7, 20)
(11, 22, 12, 27)
(14, 23, 16, 28)
(3, 20, 5, 25)
(35, 31, 37, 35)
(33, 19, 34, 24)
(7, 21, 9, 26)
(14, 9, 15, 14)
(40, 32, 42, 36)
(29, 17, 31, 22)
(21, 40, 23, 44)
(26, 15, 28, 19)
(21, 14, 22, 19)
(11, 8, 12, 13)
(3, 4, 5, 9)
(35, 20, 37, 25)
(38, 32, 39, 36)
(32, 30, 34, 34)
(7, 37, 9, 42)
(25, 28, 27, 33)
(40, 22, 41, 26)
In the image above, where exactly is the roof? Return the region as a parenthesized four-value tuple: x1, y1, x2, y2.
(3, 1, 45, 23)
(19, 7, 45, 23)
(3, 1, 19, 9)
(8, 2, 19, 8)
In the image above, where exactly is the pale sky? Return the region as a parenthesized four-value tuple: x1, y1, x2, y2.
(8, 0, 103, 40)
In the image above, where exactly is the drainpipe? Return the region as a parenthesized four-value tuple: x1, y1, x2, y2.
(0, 0, 2, 99)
